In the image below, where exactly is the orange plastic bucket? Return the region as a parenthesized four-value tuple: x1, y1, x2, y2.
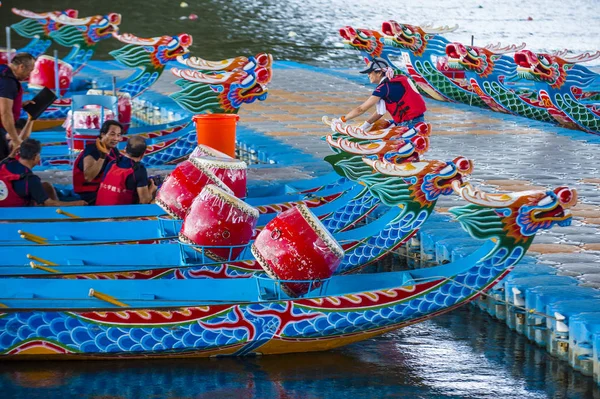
(192, 114, 240, 158)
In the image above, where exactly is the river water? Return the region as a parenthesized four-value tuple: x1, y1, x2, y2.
(1, 1, 599, 398)
(1, 0, 599, 67)
(1, 307, 598, 399)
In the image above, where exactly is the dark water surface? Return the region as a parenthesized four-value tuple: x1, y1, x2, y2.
(1, 308, 598, 399)
(1, 0, 599, 68)
(1, 1, 600, 398)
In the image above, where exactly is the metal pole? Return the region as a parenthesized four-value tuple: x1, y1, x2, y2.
(471, 35, 474, 46)
(112, 76, 118, 120)
(54, 49, 61, 99)
(5, 27, 12, 63)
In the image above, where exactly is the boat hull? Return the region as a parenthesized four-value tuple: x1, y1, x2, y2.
(0, 242, 509, 360)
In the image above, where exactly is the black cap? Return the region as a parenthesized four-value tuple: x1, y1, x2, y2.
(359, 57, 389, 74)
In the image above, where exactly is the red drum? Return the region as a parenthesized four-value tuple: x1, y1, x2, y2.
(155, 160, 232, 219)
(190, 144, 233, 159)
(251, 204, 344, 297)
(179, 184, 259, 261)
(63, 109, 116, 150)
(0, 49, 16, 65)
(87, 90, 132, 133)
(190, 156, 247, 199)
(28, 55, 73, 95)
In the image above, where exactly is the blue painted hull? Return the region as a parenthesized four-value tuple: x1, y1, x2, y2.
(0, 241, 514, 360)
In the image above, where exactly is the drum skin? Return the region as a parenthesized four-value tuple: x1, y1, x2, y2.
(190, 156, 247, 199)
(251, 203, 344, 297)
(155, 160, 232, 219)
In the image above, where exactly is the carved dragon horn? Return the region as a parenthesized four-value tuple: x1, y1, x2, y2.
(483, 42, 527, 54)
(553, 50, 600, 63)
(421, 24, 459, 34)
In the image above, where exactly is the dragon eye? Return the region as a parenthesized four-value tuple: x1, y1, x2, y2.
(413, 136, 427, 151)
(256, 53, 268, 66)
(255, 67, 270, 83)
(357, 31, 368, 39)
(108, 13, 121, 24)
(555, 187, 573, 204)
(179, 33, 192, 47)
(98, 18, 108, 27)
(467, 48, 478, 57)
(455, 157, 471, 172)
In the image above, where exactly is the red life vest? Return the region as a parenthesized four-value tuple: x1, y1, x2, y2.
(0, 65, 23, 130)
(95, 160, 137, 206)
(382, 76, 427, 124)
(72, 144, 119, 194)
(0, 160, 30, 207)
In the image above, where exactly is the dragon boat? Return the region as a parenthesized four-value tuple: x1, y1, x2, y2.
(34, 51, 272, 165)
(444, 41, 589, 127)
(379, 21, 487, 107)
(30, 29, 193, 125)
(339, 21, 483, 106)
(513, 49, 600, 134)
(4, 8, 79, 58)
(0, 181, 577, 359)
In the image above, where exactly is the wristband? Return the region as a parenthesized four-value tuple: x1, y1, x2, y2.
(340, 116, 347, 123)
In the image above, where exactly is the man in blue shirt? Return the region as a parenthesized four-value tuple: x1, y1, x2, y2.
(0, 53, 36, 160)
(0, 139, 87, 207)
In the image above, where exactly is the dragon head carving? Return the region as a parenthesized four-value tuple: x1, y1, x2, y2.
(177, 52, 272, 73)
(514, 49, 566, 88)
(381, 21, 428, 56)
(452, 183, 576, 244)
(325, 122, 430, 163)
(50, 12, 121, 46)
(112, 33, 192, 69)
(155, 33, 192, 65)
(446, 42, 496, 77)
(363, 156, 474, 205)
(171, 55, 272, 113)
(11, 8, 79, 38)
(339, 26, 384, 58)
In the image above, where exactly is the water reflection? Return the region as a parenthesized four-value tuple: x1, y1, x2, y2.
(1, 308, 598, 399)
